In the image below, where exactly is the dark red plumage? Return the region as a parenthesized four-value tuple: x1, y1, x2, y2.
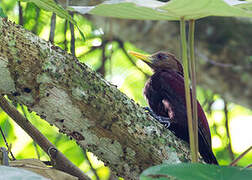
(130, 51, 218, 164)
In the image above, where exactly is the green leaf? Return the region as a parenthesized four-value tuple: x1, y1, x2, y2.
(140, 163, 252, 180)
(19, 0, 85, 40)
(20, 0, 74, 23)
(74, 0, 252, 20)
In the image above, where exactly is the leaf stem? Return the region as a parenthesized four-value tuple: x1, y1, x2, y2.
(230, 146, 252, 166)
(180, 18, 197, 163)
(189, 19, 199, 159)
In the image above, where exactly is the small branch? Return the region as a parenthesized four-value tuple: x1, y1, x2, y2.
(97, 41, 107, 77)
(69, 11, 75, 56)
(49, 13, 56, 43)
(18, 1, 23, 26)
(230, 146, 252, 166)
(64, 19, 68, 51)
(245, 164, 252, 169)
(223, 100, 234, 161)
(195, 49, 237, 68)
(0, 96, 90, 180)
(49, 0, 60, 43)
(0, 126, 15, 160)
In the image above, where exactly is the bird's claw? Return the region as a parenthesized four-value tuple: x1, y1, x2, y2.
(144, 107, 171, 128)
(143, 107, 151, 111)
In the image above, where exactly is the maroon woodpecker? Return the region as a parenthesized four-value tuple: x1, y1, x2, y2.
(129, 51, 218, 164)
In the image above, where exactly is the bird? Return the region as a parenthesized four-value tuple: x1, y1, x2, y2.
(129, 51, 218, 164)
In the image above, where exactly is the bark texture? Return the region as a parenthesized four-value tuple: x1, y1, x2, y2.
(87, 15, 252, 109)
(0, 18, 193, 179)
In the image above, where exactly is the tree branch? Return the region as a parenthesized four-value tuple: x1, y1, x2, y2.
(0, 18, 193, 179)
(0, 96, 90, 180)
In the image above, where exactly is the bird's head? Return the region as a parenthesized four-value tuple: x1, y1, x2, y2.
(129, 51, 184, 75)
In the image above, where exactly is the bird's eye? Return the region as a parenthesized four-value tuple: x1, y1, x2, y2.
(157, 53, 166, 60)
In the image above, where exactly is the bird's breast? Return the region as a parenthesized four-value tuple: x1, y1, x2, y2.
(144, 70, 187, 120)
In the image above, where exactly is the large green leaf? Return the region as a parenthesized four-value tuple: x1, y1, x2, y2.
(159, 0, 252, 19)
(70, 0, 252, 20)
(140, 163, 252, 180)
(87, 0, 171, 20)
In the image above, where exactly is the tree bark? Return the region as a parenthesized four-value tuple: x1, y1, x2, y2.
(87, 15, 252, 109)
(0, 18, 193, 179)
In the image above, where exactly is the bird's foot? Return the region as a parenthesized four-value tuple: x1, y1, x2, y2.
(144, 107, 171, 128)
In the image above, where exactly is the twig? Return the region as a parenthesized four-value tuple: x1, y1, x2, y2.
(18, 1, 23, 26)
(63, 19, 68, 51)
(69, 11, 75, 57)
(49, 0, 60, 43)
(49, 13, 56, 43)
(0, 96, 90, 180)
(230, 146, 252, 166)
(97, 42, 106, 77)
(196, 49, 237, 68)
(223, 100, 234, 161)
(245, 164, 252, 168)
(0, 126, 15, 160)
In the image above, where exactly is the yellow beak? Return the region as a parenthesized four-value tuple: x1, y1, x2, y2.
(128, 51, 152, 64)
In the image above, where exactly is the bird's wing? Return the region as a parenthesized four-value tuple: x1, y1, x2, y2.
(158, 70, 212, 146)
(145, 70, 216, 163)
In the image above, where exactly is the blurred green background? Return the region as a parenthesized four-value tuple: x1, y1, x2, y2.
(0, 1, 251, 179)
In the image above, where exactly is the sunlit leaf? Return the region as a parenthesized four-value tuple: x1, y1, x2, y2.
(70, 0, 252, 20)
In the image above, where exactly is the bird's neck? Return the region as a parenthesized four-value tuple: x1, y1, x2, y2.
(154, 68, 184, 77)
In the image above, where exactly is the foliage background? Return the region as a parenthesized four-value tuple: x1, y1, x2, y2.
(0, 0, 251, 179)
